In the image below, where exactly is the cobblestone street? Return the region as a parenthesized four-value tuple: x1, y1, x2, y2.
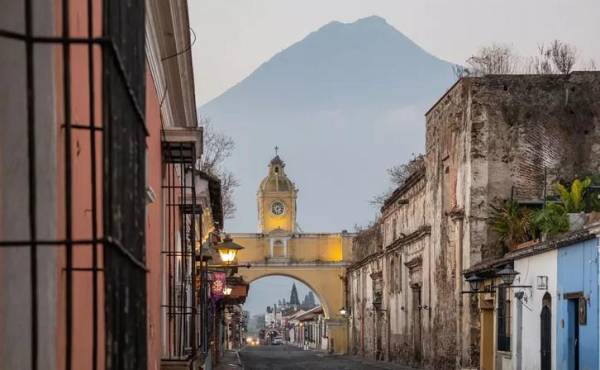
(236, 345, 418, 370)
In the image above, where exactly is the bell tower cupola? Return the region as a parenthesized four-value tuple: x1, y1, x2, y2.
(257, 150, 297, 233)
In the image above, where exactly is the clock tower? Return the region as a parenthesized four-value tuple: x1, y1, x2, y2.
(257, 153, 297, 233)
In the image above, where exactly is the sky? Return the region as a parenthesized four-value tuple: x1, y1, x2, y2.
(243, 276, 319, 316)
(190, 0, 600, 105)
(188, 1, 600, 313)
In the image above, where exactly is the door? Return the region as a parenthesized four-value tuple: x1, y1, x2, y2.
(412, 286, 422, 362)
(480, 308, 494, 370)
(540, 293, 551, 370)
(567, 299, 580, 370)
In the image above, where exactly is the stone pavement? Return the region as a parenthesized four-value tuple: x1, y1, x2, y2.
(238, 345, 419, 370)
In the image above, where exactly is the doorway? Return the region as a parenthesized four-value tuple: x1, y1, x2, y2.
(411, 286, 422, 362)
(567, 298, 580, 370)
(540, 293, 551, 370)
(480, 307, 494, 370)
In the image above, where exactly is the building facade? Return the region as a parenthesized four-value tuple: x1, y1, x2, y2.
(0, 1, 225, 370)
(346, 72, 600, 369)
(466, 222, 600, 370)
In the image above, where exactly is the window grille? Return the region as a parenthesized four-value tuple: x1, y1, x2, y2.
(161, 140, 201, 361)
(0, 0, 148, 369)
(497, 287, 511, 352)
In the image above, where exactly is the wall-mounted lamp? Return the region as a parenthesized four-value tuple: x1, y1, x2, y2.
(536, 276, 548, 290)
(338, 307, 347, 316)
(496, 265, 519, 286)
(224, 286, 232, 296)
(214, 235, 244, 264)
(466, 274, 483, 292)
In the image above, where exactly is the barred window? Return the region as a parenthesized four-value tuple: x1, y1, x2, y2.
(497, 287, 511, 352)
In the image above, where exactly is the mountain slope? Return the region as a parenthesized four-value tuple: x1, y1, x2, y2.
(201, 16, 456, 232)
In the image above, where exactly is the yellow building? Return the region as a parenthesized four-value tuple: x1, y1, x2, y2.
(232, 154, 353, 353)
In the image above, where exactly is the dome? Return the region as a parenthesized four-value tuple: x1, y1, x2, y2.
(259, 155, 296, 193)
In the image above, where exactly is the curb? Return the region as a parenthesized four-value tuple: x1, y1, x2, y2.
(234, 350, 244, 369)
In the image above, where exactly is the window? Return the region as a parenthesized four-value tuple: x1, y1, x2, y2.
(397, 254, 402, 292)
(389, 257, 395, 293)
(497, 287, 511, 351)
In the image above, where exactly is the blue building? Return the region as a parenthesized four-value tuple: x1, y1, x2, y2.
(557, 237, 599, 370)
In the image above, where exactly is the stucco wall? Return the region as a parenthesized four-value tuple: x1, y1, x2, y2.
(512, 250, 558, 370)
(0, 1, 58, 369)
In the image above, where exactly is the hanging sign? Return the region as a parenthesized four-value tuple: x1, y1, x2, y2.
(211, 272, 226, 300)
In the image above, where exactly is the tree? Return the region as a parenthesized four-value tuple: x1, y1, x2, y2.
(467, 44, 517, 75)
(198, 117, 239, 219)
(548, 40, 577, 74)
(371, 154, 425, 207)
(528, 40, 578, 74)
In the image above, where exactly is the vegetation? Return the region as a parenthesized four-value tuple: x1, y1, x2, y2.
(554, 177, 591, 213)
(199, 117, 240, 219)
(533, 203, 569, 237)
(584, 175, 600, 212)
(489, 199, 535, 248)
(370, 154, 425, 207)
(454, 40, 596, 78)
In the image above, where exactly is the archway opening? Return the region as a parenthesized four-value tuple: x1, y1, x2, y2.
(244, 275, 324, 348)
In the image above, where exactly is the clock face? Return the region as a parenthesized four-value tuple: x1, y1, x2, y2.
(271, 201, 285, 216)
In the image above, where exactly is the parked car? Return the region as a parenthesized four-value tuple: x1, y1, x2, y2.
(272, 336, 283, 345)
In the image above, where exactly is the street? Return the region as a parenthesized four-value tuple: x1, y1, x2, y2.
(237, 345, 417, 370)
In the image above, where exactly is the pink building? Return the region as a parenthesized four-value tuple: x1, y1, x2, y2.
(0, 1, 221, 370)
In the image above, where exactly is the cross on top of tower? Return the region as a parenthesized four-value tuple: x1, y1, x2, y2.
(274, 146, 279, 156)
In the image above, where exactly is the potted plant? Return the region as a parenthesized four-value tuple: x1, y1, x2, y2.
(554, 177, 591, 230)
(489, 199, 535, 249)
(534, 203, 569, 239)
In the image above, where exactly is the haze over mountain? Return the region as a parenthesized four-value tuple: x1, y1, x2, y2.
(201, 15, 456, 232)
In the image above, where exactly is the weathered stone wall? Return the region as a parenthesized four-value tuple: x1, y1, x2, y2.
(352, 221, 382, 262)
(424, 72, 600, 369)
(347, 72, 600, 370)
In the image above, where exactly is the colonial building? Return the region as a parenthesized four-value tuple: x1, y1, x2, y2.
(0, 1, 228, 369)
(233, 154, 354, 353)
(346, 72, 600, 369)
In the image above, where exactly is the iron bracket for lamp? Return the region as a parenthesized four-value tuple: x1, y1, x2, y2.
(462, 284, 532, 295)
(206, 263, 252, 269)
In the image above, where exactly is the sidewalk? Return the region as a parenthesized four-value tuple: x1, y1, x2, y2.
(214, 350, 243, 370)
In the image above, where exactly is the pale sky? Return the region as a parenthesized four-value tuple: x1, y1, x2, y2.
(190, 0, 600, 105)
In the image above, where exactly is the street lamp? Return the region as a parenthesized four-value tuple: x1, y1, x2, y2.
(214, 235, 244, 265)
(496, 265, 519, 286)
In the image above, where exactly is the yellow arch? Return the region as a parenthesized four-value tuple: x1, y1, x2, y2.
(241, 268, 345, 319)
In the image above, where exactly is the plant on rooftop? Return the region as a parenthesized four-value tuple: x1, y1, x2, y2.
(489, 200, 535, 248)
(534, 203, 569, 237)
(554, 177, 591, 213)
(584, 174, 600, 212)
